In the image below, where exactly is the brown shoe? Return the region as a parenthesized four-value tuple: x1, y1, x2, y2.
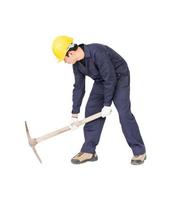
(71, 152, 98, 164)
(131, 153, 146, 165)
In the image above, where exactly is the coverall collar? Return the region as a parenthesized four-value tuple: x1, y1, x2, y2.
(79, 44, 91, 58)
(84, 44, 91, 58)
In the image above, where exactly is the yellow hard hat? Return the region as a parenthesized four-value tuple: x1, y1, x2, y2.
(52, 35, 74, 61)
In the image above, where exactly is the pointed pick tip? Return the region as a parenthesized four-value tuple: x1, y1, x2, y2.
(24, 121, 42, 163)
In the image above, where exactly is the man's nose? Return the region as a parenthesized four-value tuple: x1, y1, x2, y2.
(64, 57, 67, 63)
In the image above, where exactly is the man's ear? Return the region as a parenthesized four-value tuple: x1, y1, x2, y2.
(68, 51, 75, 56)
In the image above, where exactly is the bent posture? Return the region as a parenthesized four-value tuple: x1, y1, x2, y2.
(52, 36, 146, 165)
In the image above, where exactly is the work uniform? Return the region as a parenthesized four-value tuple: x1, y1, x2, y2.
(72, 43, 145, 155)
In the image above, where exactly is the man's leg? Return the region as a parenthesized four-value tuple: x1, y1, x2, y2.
(71, 82, 105, 164)
(81, 82, 106, 153)
(113, 74, 146, 156)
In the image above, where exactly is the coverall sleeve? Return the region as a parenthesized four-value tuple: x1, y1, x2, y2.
(72, 64, 85, 114)
(94, 50, 117, 106)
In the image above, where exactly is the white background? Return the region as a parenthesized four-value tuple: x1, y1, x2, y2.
(0, 0, 178, 199)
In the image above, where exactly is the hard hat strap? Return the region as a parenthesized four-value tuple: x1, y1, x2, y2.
(66, 43, 78, 57)
(67, 43, 75, 51)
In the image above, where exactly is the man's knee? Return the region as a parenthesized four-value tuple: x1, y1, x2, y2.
(118, 110, 135, 122)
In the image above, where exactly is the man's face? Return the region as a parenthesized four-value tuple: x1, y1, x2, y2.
(64, 51, 78, 64)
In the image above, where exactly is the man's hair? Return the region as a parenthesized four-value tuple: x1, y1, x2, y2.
(66, 44, 78, 57)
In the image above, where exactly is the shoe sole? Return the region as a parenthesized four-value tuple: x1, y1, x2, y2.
(71, 155, 98, 164)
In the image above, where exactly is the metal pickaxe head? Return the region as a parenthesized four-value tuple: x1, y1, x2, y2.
(25, 121, 42, 163)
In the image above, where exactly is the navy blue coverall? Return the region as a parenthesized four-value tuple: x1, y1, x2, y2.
(72, 43, 145, 156)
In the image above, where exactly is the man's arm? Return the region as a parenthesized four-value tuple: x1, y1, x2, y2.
(94, 50, 117, 106)
(72, 64, 85, 114)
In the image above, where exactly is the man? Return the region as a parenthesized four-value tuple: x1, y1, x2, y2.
(52, 35, 146, 165)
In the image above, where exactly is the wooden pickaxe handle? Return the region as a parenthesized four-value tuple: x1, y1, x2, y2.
(35, 112, 102, 144)
(25, 112, 102, 163)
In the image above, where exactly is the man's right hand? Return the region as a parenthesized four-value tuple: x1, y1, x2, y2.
(101, 106, 112, 118)
(69, 113, 79, 131)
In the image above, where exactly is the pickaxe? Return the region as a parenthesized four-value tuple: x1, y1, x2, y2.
(25, 112, 102, 163)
